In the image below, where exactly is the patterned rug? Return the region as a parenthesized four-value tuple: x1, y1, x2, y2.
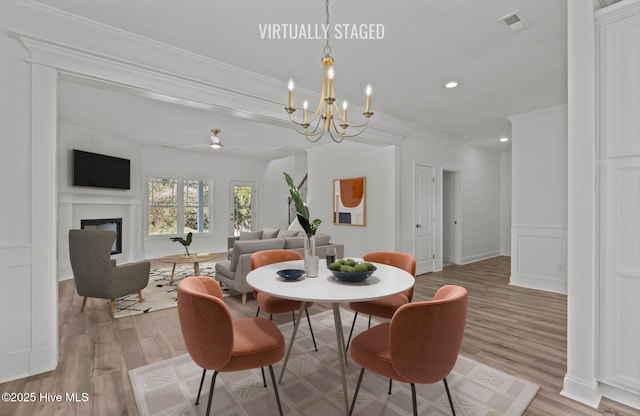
(114, 263, 229, 318)
(129, 309, 539, 415)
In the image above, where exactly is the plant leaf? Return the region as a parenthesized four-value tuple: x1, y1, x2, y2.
(284, 172, 309, 220)
(285, 172, 321, 236)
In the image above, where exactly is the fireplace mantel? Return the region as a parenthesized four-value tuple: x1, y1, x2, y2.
(59, 191, 140, 205)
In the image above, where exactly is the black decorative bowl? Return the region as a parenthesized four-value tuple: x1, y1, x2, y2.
(330, 266, 377, 282)
(277, 269, 306, 280)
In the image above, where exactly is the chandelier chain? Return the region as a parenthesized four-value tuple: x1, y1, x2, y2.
(324, 0, 331, 56)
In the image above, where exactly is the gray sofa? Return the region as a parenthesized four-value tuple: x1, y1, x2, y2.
(215, 229, 344, 304)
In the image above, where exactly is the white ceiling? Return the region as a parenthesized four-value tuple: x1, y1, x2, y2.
(51, 0, 568, 158)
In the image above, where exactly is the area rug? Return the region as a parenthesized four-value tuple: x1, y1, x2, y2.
(129, 309, 539, 415)
(114, 263, 229, 318)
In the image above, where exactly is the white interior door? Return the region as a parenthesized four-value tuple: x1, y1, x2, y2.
(414, 164, 435, 274)
(443, 169, 462, 265)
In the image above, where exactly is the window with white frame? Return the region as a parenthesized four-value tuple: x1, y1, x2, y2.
(148, 177, 210, 235)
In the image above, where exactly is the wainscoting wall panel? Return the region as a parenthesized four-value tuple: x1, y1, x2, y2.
(0, 244, 32, 383)
(510, 225, 567, 294)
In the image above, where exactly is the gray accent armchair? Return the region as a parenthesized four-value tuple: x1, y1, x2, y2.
(68, 229, 150, 317)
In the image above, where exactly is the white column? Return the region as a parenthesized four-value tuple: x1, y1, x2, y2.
(561, 0, 600, 408)
(30, 63, 59, 374)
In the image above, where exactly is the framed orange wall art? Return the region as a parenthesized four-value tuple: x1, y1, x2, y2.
(333, 176, 366, 226)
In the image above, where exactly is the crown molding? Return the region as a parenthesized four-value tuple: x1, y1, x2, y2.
(595, 0, 640, 25)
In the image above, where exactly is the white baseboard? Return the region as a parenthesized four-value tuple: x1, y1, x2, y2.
(510, 274, 567, 294)
(561, 374, 602, 409)
(58, 263, 73, 281)
(462, 250, 501, 265)
(600, 383, 640, 411)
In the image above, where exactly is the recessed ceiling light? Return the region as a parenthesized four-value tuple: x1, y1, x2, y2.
(500, 137, 510, 142)
(445, 81, 459, 89)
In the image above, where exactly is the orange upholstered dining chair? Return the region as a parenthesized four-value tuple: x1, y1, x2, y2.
(177, 276, 285, 416)
(345, 251, 416, 351)
(251, 249, 318, 351)
(349, 285, 468, 416)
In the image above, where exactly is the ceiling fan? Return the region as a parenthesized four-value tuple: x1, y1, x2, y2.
(163, 129, 244, 152)
(186, 129, 223, 149)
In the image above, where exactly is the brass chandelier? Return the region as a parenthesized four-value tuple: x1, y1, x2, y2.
(285, 0, 373, 143)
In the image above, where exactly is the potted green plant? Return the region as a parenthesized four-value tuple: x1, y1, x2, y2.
(170, 232, 193, 256)
(284, 172, 321, 257)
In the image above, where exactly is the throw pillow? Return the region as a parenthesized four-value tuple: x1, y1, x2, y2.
(239, 231, 263, 240)
(314, 233, 331, 246)
(277, 229, 300, 238)
(261, 228, 279, 239)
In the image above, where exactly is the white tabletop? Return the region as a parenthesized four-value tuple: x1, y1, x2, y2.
(246, 260, 415, 303)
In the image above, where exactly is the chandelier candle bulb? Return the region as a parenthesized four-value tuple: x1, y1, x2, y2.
(365, 85, 372, 113)
(288, 79, 294, 109)
(342, 100, 347, 121)
(303, 100, 308, 123)
(327, 67, 335, 103)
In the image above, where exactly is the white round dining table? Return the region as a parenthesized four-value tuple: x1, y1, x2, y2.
(246, 259, 415, 415)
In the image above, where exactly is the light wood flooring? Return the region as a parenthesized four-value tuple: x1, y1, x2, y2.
(1, 256, 638, 415)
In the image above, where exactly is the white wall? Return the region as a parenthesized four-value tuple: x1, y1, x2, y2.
(509, 105, 568, 294)
(304, 128, 503, 267)
(307, 141, 397, 257)
(398, 129, 502, 269)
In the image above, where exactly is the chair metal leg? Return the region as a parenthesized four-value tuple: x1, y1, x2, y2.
(255, 306, 261, 318)
(345, 311, 359, 352)
(261, 367, 267, 387)
(304, 308, 318, 352)
(346, 313, 372, 353)
(388, 378, 393, 394)
(349, 368, 365, 416)
(109, 299, 115, 317)
(443, 377, 456, 416)
(268, 365, 284, 416)
(80, 296, 87, 312)
(138, 291, 143, 302)
(205, 371, 219, 416)
(195, 368, 206, 405)
(410, 383, 418, 416)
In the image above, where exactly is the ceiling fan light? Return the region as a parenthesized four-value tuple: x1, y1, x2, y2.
(210, 129, 223, 148)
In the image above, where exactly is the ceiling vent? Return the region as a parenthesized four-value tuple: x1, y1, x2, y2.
(498, 11, 525, 32)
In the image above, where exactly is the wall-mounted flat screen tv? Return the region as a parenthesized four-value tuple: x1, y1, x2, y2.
(73, 149, 131, 190)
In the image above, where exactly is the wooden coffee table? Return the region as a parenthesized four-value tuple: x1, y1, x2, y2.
(158, 253, 217, 283)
